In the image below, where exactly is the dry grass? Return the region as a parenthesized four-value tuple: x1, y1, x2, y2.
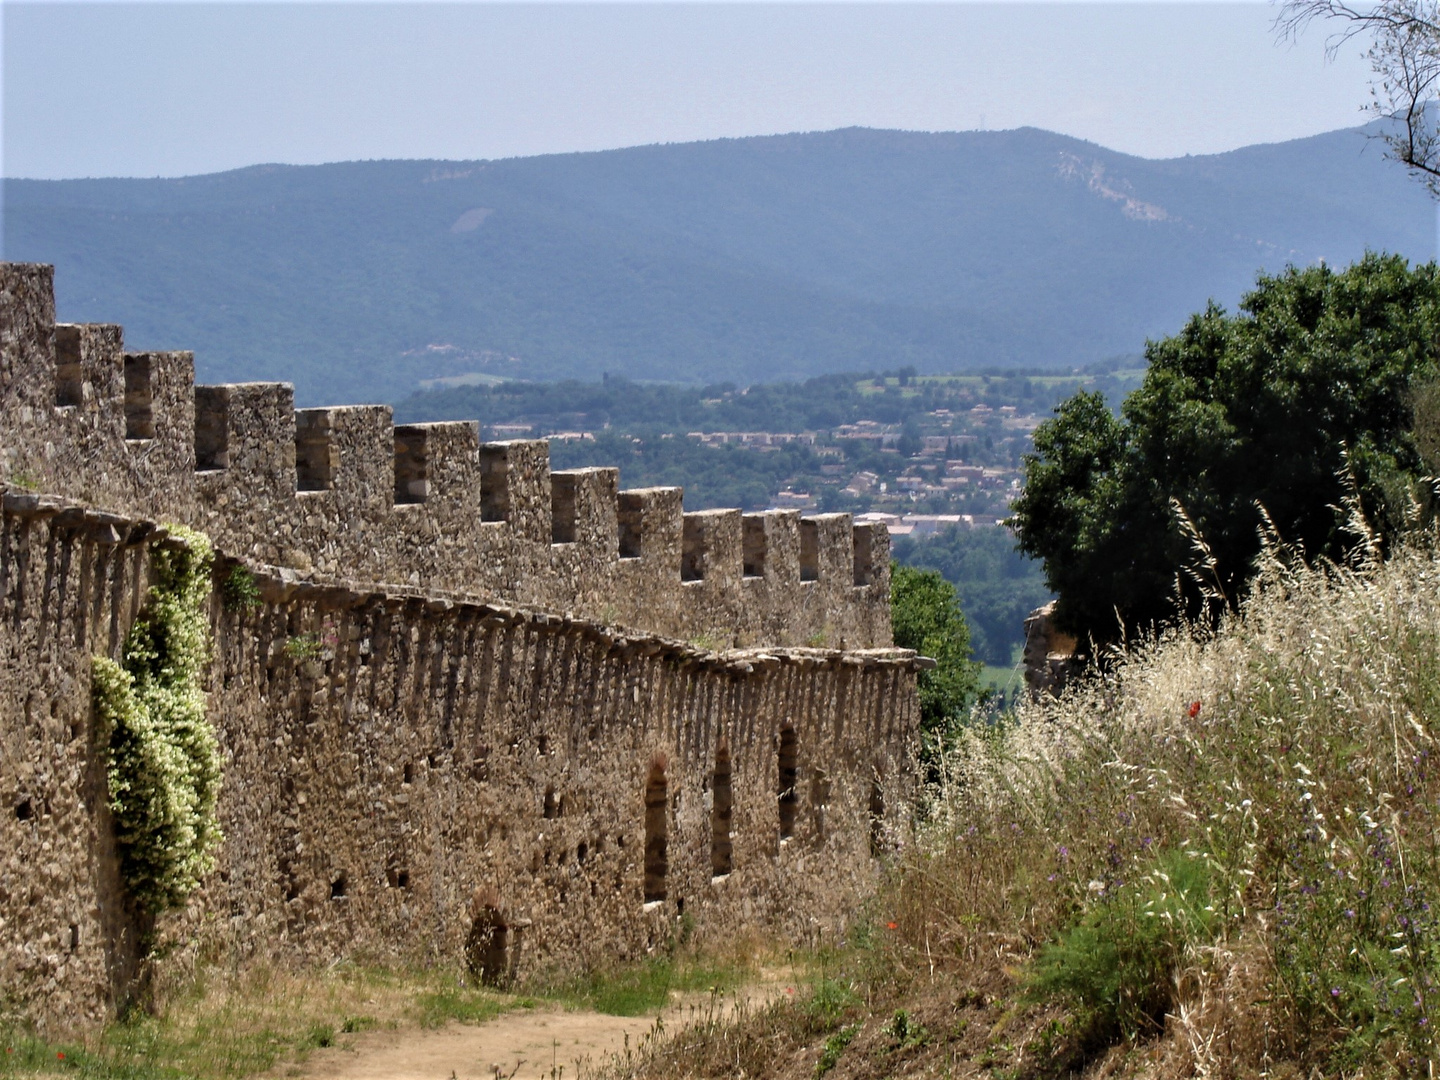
(2, 960, 518, 1079)
(600, 535, 1440, 1078)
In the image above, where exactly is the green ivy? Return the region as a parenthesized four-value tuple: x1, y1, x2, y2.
(92, 526, 222, 915)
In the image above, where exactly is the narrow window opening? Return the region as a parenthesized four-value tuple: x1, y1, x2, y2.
(681, 516, 705, 581)
(394, 427, 428, 505)
(402, 762, 414, 785)
(330, 873, 348, 900)
(742, 516, 767, 579)
(55, 325, 83, 407)
(543, 788, 561, 819)
(618, 492, 644, 559)
(777, 727, 799, 841)
(480, 445, 510, 522)
(123, 354, 154, 440)
(15, 798, 32, 821)
(295, 410, 337, 491)
(69, 924, 80, 952)
(194, 386, 229, 471)
(711, 740, 733, 878)
(643, 755, 668, 903)
(869, 779, 885, 857)
(853, 526, 874, 587)
(576, 841, 588, 865)
(551, 472, 578, 544)
(799, 520, 820, 582)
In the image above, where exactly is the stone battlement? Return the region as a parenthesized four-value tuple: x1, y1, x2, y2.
(0, 264, 890, 648)
(0, 262, 917, 1035)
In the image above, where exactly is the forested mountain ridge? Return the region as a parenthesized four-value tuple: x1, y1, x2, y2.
(3, 123, 1431, 404)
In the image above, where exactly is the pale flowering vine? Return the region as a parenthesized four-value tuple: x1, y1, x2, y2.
(91, 525, 222, 914)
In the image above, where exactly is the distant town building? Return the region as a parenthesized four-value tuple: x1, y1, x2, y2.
(688, 431, 817, 448)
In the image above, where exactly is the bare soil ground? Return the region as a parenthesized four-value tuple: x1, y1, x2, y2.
(287, 975, 793, 1080)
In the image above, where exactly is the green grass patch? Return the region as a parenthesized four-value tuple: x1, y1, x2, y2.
(2, 1026, 179, 1079)
(1027, 850, 1216, 1042)
(979, 663, 1022, 695)
(413, 987, 517, 1029)
(540, 956, 748, 1017)
(804, 975, 861, 1028)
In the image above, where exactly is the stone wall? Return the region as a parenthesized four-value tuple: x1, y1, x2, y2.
(0, 263, 891, 649)
(0, 495, 918, 1031)
(0, 263, 922, 1033)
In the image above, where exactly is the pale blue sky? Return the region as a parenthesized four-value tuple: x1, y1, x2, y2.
(3, 2, 1374, 179)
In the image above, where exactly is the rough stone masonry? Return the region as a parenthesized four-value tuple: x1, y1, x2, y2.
(0, 263, 923, 1033)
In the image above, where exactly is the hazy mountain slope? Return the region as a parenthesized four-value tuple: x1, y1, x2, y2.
(3, 124, 1432, 404)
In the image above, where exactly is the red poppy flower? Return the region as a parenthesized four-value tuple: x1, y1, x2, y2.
(1187, 701, 1201, 719)
(886, 921, 898, 930)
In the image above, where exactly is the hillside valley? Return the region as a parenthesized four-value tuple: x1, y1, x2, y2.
(3, 122, 1433, 403)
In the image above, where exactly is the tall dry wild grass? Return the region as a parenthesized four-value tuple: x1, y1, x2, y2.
(888, 531, 1440, 1075)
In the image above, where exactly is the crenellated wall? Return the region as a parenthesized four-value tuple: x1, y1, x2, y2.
(0, 264, 891, 649)
(0, 494, 919, 1031)
(0, 262, 918, 1034)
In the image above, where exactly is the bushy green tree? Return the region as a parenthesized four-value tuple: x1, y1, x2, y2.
(890, 563, 982, 734)
(1012, 254, 1440, 646)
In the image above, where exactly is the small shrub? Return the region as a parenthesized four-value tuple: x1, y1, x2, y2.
(221, 565, 261, 611)
(284, 634, 321, 662)
(880, 1008, 929, 1050)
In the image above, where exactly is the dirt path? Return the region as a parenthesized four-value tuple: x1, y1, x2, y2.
(291, 978, 792, 1080)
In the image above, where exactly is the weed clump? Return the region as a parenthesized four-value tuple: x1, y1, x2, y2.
(813, 1023, 858, 1075)
(283, 633, 321, 662)
(220, 564, 261, 611)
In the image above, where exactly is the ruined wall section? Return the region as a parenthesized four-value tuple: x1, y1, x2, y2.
(0, 492, 919, 1032)
(0, 263, 891, 649)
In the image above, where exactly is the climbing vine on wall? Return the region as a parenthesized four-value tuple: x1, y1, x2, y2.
(92, 526, 223, 914)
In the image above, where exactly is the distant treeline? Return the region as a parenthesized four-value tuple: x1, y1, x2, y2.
(891, 526, 1051, 669)
(546, 432, 823, 513)
(393, 363, 1144, 435)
